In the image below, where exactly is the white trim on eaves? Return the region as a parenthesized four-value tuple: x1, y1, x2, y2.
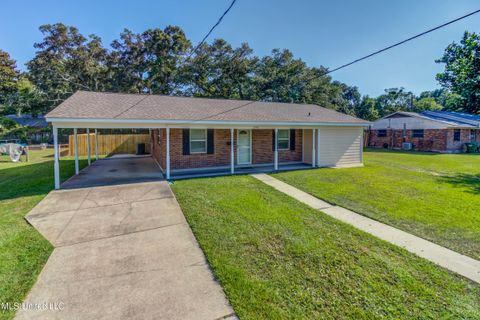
(46, 117, 371, 128)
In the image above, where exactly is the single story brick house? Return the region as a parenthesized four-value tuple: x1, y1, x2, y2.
(368, 111, 480, 153)
(46, 91, 369, 188)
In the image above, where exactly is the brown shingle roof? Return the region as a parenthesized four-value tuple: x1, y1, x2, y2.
(46, 91, 369, 124)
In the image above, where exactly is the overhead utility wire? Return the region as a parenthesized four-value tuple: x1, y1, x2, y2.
(310, 8, 480, 78)
(191, 8, 480, 121)
(188, 0, 238, 58)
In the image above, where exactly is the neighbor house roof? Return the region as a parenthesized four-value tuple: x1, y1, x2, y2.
(381, 111, 480, 128)
(46, 91, 369, 126)
(5, 114, 49, 128)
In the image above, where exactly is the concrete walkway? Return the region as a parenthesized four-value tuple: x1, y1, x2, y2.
(252, 173, 480, 284)
(18, 178, 234, 319)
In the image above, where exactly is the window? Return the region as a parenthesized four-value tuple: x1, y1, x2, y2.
(453, 129, 461, 141)
(190, 129, 207, 153)
(471, 130, 477, 142)
(277, 129, 290, 150)
(377, 129, 387, 137)
(412, 129, 424, 138)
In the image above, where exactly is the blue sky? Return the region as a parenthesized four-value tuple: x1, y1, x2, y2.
(1, 0, 479, 96)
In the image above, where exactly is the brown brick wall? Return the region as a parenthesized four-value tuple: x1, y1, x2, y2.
(368, 128, 480, 153)
(151, 128, 303, 170)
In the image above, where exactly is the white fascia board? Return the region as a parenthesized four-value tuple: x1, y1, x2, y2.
(47, 117, 371, 129)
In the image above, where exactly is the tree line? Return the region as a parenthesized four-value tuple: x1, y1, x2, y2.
(0, 23, 479, 122)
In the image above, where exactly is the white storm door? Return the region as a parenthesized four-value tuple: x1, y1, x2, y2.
(237, 129, 252, 165)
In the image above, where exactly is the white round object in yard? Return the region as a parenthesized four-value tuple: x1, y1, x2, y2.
(10, 150, 21, 162)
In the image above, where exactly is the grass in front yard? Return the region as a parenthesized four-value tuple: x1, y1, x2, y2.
(171, 176, 480, 319)
(273, 149, 480, 260)
(0, 149, 87, 320)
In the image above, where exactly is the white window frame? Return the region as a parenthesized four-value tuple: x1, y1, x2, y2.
(190, 129, 207, 154)
(277, 129, 290, 150)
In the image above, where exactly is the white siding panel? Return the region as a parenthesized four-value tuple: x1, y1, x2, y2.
(319, 127, 363, 167)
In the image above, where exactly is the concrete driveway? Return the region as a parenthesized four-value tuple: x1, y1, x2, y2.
(17, 157, 234, 320)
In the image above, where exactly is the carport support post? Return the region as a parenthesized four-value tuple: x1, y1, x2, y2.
(274, 128, 278, 171)
(53, 126, 60, 189)
(230, 128, 234, 174)
(312, 128, 316, 168)
(74, 128, 79, 175)
(86, 128, 91, 165)
(166, 127, 170, 179)
(95, 129, 99, 161)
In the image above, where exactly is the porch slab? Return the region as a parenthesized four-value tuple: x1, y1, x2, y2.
(171, 162, 313, 180)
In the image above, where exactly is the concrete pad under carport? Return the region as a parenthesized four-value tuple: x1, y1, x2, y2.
(61, 154, 164, 189)
(19, 165, 234, 319)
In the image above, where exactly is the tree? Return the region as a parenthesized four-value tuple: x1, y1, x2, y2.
(109, 26, 191, 94)
(374, 88, 415, 116)
(333, 82, 361, 116)
(253, 49, 340, 108)
(180, 39, 256, 99)
(436, 31, 480, 114)
(0, 50, 19, 105)
(355, 96, 380, 121)
(27, 23, 109, 109)
(412, 97, 443, 112)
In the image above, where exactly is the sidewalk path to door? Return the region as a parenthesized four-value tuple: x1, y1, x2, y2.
(252, 173, 480, 284)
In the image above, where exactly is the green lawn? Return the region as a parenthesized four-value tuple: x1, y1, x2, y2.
(273, 149, 480, 260)
(171, 176, 480, 319)
(0, 149, 87, 320)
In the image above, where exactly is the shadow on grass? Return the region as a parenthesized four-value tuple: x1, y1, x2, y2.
(439, 173, 480, 194)
(0, 159, 82, 202)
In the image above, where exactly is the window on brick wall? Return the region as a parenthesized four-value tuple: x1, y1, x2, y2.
(190, 129, 207, 153)
(377, 129, 387, 137)
(453, 129, 461, 141)
(412, 129, 424, 138)
(278, 129, 290, 150)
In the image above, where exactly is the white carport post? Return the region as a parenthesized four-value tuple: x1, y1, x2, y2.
(86, 128, 91, 165)
(230, 128, 234, 174)
(53, 125, 60, 189)
(316, 128, 321, 167)
(274, 128, 278, 171)
(74, 128, 79, 175)
(95, 129, 99, 161)
(166, 127, 170, 179)
(311, 128, 316, 168)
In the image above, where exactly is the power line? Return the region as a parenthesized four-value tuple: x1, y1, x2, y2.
(188, 0, 238, 58)
(171, 0, 238, 92)
(308, 8, 480, 80)
(191, 8, 480, 121)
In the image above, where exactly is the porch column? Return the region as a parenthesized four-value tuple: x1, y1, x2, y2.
(74, 128, 79, 175)
(274, 128, 278, 171)
(86, 128, 91, 165)
(230, 128, 234, 174)
(316, 128, 321, 167)
(311, 128, 316, 168)
(53, 125, 60, 189)
(95, 129, 99, 161)
(166, 127, 170, 179)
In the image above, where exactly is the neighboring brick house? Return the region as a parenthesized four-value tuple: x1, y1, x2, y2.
(368, 111, 480, 153)
(46, 91, 369, 187)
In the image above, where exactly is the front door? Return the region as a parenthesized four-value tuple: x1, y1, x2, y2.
(237, 129, 252, 165)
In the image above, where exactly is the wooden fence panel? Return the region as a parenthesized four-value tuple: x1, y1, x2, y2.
(68, 134, 150, 156)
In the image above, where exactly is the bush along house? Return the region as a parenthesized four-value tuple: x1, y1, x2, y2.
(368, 111, 480, 153)
(45, 91, 370, 188)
